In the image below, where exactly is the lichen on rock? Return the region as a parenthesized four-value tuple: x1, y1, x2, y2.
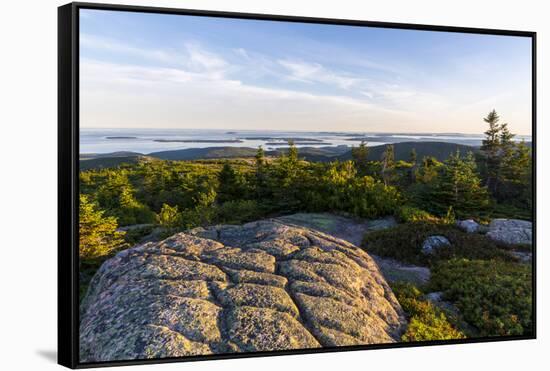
(80, 220, 406, 362)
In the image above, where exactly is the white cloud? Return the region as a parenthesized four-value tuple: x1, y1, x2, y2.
(79, 36, 531, 134)
(80, 58, 420, 131)
(278, 59, 360, 89)
(233, 48, 251, 60)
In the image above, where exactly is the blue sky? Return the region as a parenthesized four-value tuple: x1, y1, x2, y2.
(79, 9, 532, 134)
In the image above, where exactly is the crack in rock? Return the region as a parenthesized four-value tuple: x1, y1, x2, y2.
(80, 219, 406, 362)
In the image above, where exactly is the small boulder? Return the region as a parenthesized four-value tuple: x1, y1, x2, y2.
(456, 219, 480, 233)
(421, 235, 451, 254)
(486, 219, 532, 245)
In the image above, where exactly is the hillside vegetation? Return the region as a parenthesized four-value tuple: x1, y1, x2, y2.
(80, 141, 483, 170)
(78, 110, 533, 340)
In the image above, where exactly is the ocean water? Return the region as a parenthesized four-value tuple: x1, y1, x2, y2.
(80, 128, 532, 155)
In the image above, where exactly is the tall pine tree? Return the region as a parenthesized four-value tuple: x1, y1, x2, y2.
(381, 144, 395, 186)
(427, 151, 489, 217)
(351, 141, 369, 176)
(480, 109, 501, 194)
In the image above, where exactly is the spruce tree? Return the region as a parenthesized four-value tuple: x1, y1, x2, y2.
(351, 141, 369, 176)
(499, 140, 532, 202)
(381, 144, 395, 185)
(217, 162, 244, 203)
(409, 148, 418, 183)
(481, 110, 501, 193)
(79, 194, 126, 262)
(287, 140, 299, 163)
(254, 146, 269, 200)
(255, 145, 265, 167)
(428, 151, 489, 217)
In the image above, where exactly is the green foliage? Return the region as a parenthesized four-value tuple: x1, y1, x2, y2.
(416, 156, 442, 184)
(157, 203, 181, 229)
(79, 194, 126, 262)
(430, 259, 533, 336)
(351, 141, 369, 176)
(442, 206, 456, 225)
(217, 162, 248, 203)
(417, 151, 489, 218)
(498, 140, 532, 206)
(310, 161, 402, 218)
(362, 222, 512, 267)
(216, 200, 263, 224)
(395, 205, 438, 223)
(392, 282, 465, 341)
(381, 144, 396, 185)
(479, 110, 532, 208)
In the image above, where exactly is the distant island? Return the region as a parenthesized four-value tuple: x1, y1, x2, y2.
(240, 137, 324, 142)
(153, 139, 244, 143)
(265, 141, 332, 146)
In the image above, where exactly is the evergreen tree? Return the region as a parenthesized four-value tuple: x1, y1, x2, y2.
(287, 140, 299, 163)
(417, 156, 441, 183)
(351, 141, 369, 176)
(480, 109, 502, 194)
(381, 144, 395, 186)
(96, 172, 154, 225)
(157, 203, 181, 229)
(217, 162, 244, 203)
(255, 145, 265, 167)
(409, 148, 417, 165)
(270, 141, 302, 211)
(79, 194, 126, 262)
(499, 122, 515, 147)
(409, 148, 418, 183)
(499, 140, 532, 203)
(427, 151, 489, 217)
(254, 146, 269, 200)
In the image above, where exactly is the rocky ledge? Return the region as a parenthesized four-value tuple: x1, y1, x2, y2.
(80, 220, 406, 362)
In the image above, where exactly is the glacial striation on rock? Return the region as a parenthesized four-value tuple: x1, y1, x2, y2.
(80, 220, 406, 362)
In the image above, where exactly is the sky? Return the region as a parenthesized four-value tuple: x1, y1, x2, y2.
(79, 9, 532, 134)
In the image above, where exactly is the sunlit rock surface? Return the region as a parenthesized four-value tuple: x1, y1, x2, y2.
(80, 220, 406, 362)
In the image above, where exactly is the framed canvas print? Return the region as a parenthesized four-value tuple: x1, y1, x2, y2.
(58, 2, 536, 368)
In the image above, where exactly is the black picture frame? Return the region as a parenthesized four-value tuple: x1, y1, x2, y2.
(58, 2, 537, 369)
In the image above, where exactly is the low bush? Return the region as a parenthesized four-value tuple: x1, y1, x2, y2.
(429, 259, 532, 337)
(392, 282, 465, 341)
(362, 222, 512, 267)
(395, 205, 439, 223)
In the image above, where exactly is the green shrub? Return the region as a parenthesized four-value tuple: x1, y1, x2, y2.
(429, 259, 532, 337)
(362, 222, 512, 267)
(157, 203, 181, 229)
(392, 282, 465, 341)
(395, 205, 438, 223)
(79, 194, 126, 262)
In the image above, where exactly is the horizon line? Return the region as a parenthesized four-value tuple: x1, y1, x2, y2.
(79, 127, 533, 136)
